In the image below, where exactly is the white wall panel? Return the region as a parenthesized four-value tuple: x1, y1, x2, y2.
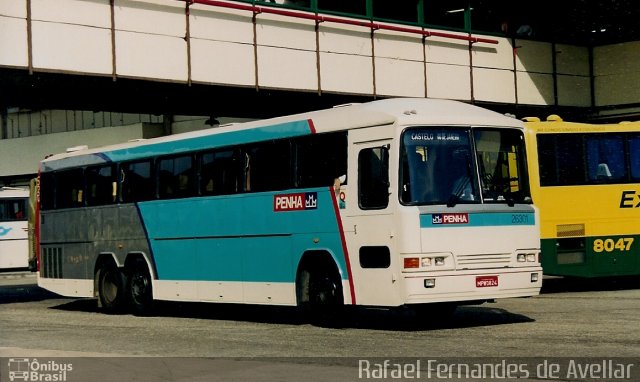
(31, 0, 110, 28)
(593, 42, 640, 106)
(473, 67, 516, 104)
(31, 21, 112, 74)
(190, 5, 253, 44)
(516, 72, 554, 105)
(595, 72, 640, 107)
(375, 57, 424, 97)
(515, 40, 552, 73)
(425, 35, 470, 66)
(426, 63, 471, 101)
(189, 2, 254, 86)
(115, 0, 184, 36)
(319, 24, 371, 56)
(0, 16, 28, 67)
(257, 46, 317, 91)
(116, 31, 187, 81)
(0, 0, 26, 18)
(374, 30, 423, 61)
(472, 37, 512, 70)
(557, 75, 591, 107)
(190, 39, 254, 86)
(372, 30, 426, 97)
(556, 44, 590, 76)
(6, 0, 637, 113)
(594, 42, 640, 76)
(254, 12, 317, 91)
(256, 13, 316, 50)
(320, 52, 373, 94)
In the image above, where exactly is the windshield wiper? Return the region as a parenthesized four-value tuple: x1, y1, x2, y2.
(447, 176, 471, 208)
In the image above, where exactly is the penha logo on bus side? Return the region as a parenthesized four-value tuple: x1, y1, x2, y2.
(274, 192, 318, 212)
(431, 213, 469, 225)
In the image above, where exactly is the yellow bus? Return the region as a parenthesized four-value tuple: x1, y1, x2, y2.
(524, 115, 640, 278)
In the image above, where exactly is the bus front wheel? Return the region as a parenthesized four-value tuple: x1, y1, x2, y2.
(298, 265, 344, 325)
(96, 261, 127, 314)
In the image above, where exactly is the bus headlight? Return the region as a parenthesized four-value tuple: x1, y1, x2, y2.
(402, 253, 452, 271)
(517, 253, 539, 263)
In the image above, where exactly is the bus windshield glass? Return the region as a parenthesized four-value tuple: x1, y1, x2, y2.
(474, 128, 531, 204)
(401, 128, 478, 205)
(401, 127, 531, 205)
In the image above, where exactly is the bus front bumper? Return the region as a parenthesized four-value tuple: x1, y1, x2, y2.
(402, 267, 543, 304)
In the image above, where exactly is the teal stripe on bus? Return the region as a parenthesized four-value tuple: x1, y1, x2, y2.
(136, 187, 348, 282)
(103, 120, 313, 162)
(420, 212, 535, 228)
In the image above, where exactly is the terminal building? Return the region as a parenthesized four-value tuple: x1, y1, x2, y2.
(1, 0, 639, 185)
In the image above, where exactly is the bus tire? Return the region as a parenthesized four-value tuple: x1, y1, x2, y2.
(96, 260, 127, 314)
(298, 264, 344, 325)
(127, 258, 154, 316)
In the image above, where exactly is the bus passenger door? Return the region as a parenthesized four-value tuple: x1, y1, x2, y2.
(342, 127, 399, 306)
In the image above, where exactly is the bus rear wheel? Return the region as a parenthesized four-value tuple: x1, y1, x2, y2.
(127, 258, 154, 316)
(96, 261, 127, 314)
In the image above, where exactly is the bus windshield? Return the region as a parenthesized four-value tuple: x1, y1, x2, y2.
(400, 127, 531, 205)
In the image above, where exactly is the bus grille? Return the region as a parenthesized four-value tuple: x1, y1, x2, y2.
(456, 253, 511, 269)
(557, 224, 585, 237)
(41, 247, 63, 278)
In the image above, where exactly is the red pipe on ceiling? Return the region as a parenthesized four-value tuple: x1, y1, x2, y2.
(185, 0, 499, 45)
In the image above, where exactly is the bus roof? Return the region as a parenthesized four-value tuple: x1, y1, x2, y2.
(41, 98, 521, 171)
(524, 117, 640, 134)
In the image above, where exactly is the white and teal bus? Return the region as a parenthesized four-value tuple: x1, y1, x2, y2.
(0, 187, 29, 271)
(36, 98, 541, 318)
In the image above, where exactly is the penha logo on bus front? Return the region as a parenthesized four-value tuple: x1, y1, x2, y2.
(274, 192, 318, 212)
(431, 213, 469, 225)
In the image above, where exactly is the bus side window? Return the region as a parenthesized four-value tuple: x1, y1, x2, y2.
(358, 146, 389, 209)
(537, 134, 586, 186)
(86, 165, 116, 206)
(585, 134, 625, 182)
(158, 155, 195, 199)
(0, 200, 8, 220)
(13, 199, 26, 220)
(630, 134, 640, 180)
(121, 160, 154, 203)
(295, 132, 347, 188)
(200, 149, 240, 196)
(244, 140, 291, 192)
(0, 199, 25, 220)
(40, 173, 56, 210)
(55, 168, 85, 209)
